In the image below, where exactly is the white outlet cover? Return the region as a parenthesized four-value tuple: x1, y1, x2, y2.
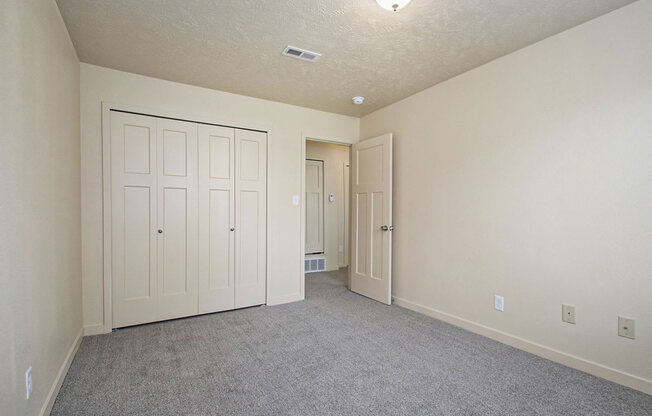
(562, 304, 576, 324)
(618, 316, 635, 339)
(25, 367, 32, 399)
(494, 295, 504, 312)
(292, 194, 299, 206)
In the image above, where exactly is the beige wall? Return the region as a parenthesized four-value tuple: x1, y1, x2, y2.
(306, 141, 351, 270)
(81, 64, 359, 333)
(361, 1, 651, 394)
(0, 1, 82, 414)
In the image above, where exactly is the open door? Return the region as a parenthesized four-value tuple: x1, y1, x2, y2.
(350, 133, 392, 305)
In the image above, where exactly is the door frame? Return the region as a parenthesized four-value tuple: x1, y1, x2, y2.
(300, 133, 356, 300)
(101, 101, 272, 334)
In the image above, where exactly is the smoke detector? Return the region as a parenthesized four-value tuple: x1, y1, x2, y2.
(282, 46, 321, 62)
(352, 96, 365, 105)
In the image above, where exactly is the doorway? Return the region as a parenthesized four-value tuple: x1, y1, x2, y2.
(301, 133, 394, 305)
(304, 139, 351, 276)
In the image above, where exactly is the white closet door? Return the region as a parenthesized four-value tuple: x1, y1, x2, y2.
(305, 160, 324, 254)
(156, 119, 199, 320)
(234, 129, 267, 308)
(198, 125, 236, 313)
(111, 112, 158, 327)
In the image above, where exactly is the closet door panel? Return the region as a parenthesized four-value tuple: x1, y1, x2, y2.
(235, 129, 267, 308)
(156, 119, 198, 320)
(198, 125, 236, 313)
(162, 187, 188, 295)
(111, 112, 158, 327)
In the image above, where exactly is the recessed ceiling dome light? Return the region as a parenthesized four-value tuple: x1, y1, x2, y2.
(376, 0, 412, 12)
(352, 96, 365, 105)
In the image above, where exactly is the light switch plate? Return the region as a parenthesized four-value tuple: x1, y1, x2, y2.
(292, 194, 299, 206)
(494, 295, 504, 312)
(562, 304, 576, 324)
(618, 316, 635, 339)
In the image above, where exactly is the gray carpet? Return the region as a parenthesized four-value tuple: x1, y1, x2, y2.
(52, 268, 651, 415)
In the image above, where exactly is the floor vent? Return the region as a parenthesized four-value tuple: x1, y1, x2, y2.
(305, 257, 326, 273)
(282, 46, 321, 62)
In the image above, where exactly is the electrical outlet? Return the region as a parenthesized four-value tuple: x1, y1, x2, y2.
(618, 316, 635, 339)
(25, 367, 32, 400)
(562, 304, 576, 324)
(494, 295, 504, 312)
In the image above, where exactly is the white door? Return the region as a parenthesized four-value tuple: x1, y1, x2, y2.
(111, 112, 266, 326)
(305, 159, 324, 254)
(111, 112, 199, 327)
(234, 129, 267, 308)
(111, 112, 158, 327)
(198, 125, 236, 313)
(156, 119, 199, 320)
(350, 133, 393, 305)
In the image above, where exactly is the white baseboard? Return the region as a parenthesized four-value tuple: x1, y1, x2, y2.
(267, 292, 303, 306)
(393, 296, 652, 396)
(83, 323, 107, 336)
(39, 328, 83, 416)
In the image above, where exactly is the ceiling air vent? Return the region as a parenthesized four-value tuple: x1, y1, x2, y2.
(282, 46, 321, 62)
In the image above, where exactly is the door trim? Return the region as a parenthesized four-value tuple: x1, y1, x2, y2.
(101, 101, 271, 333)
(300, 133, 357, 301)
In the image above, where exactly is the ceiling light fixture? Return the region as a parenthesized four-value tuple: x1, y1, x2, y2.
(352, 96, 365, 105)
(376, 0, 412, 12)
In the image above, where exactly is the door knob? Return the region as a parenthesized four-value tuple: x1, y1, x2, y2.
(389, 226, 394, 231)
(380, 225, 389, 231)
(157, 229, 163, 234)
(230, 227, 235, 231)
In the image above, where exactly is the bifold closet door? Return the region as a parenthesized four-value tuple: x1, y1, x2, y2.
(234, 129, 267, 308)
(111, 111, 265, 327)
(111, 112, 158, 327)
(111, 112, 198, 327)
(156, 119, 199, 320)
(198, 125, 236, 313)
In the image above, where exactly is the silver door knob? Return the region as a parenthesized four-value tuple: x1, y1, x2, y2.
(230, 227, 235, 231)
(389, 226, 394, 231)
(157, 229, 163, 234)
(380, 225, 389, 231)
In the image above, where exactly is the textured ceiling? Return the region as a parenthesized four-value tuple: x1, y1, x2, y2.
(56, 0, 634, 116)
